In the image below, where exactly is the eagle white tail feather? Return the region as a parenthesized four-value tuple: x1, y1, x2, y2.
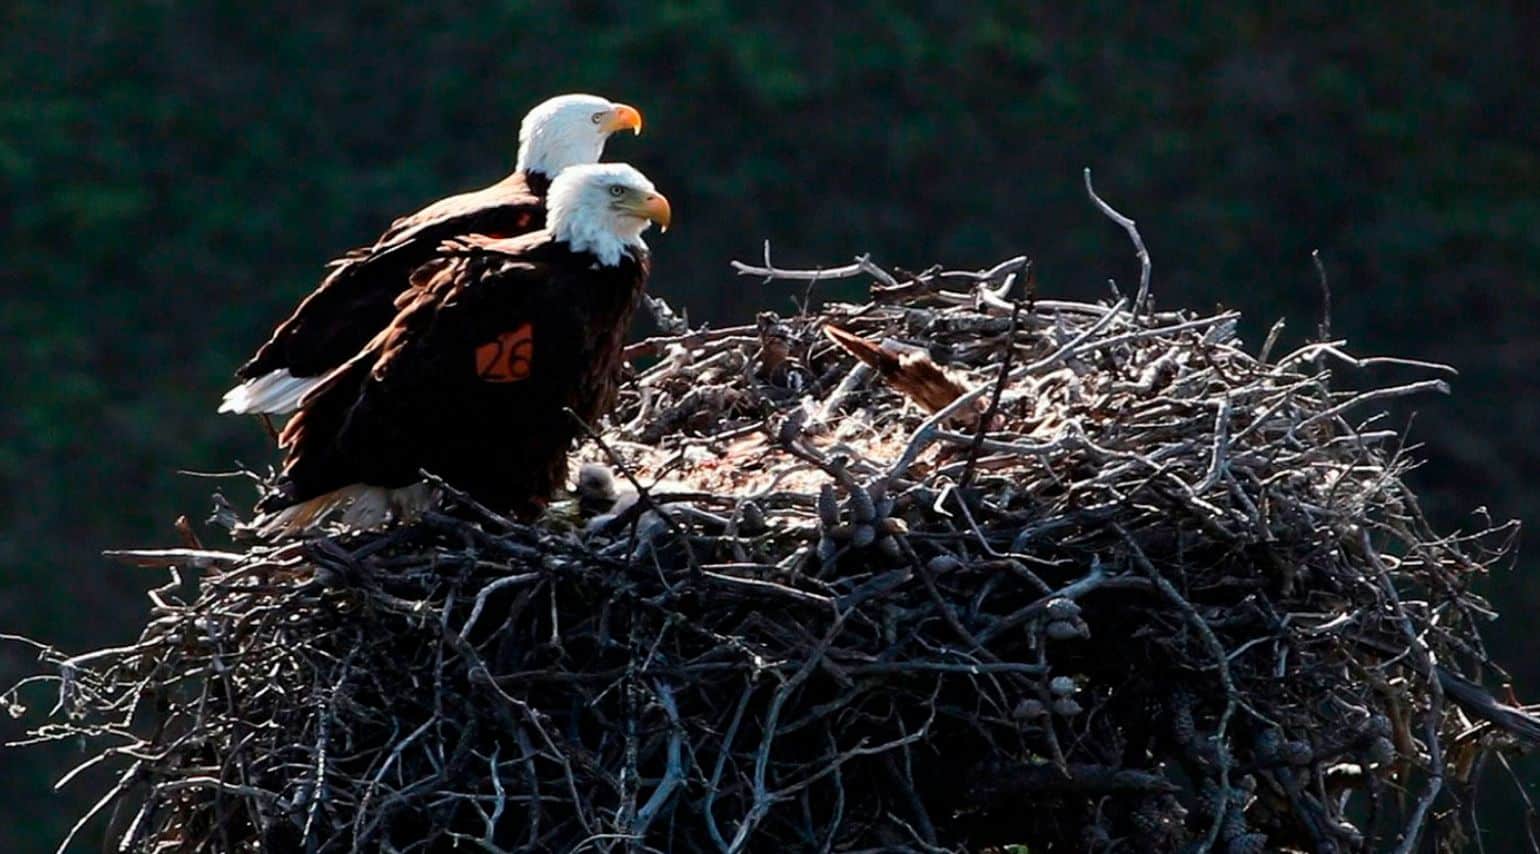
(218, 370, 324, 415)
(253, 482, 438, 537)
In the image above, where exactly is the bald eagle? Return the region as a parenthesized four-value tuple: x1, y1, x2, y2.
(254, 163, 671, 534)
(219, 93, 643, 416)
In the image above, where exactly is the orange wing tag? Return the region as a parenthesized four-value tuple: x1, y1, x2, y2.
(475, 324, 534, 382)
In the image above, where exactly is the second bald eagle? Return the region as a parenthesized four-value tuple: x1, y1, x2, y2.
(256, 163, 671, 532)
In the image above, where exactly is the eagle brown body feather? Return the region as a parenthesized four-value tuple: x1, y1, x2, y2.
(261, 230, 649, 521)
(236, 171, 553, 384)
(823, 324, 981, 421)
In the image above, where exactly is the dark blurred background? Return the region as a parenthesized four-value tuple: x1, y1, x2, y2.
(2, 2, 1536, 850)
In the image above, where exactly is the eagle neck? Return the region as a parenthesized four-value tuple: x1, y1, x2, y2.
(552, 220, 646, 268)
(516, 133, 605, 180)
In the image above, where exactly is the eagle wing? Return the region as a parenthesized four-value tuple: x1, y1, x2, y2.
(370, 175, 545, 252)
(228, 174, 546, 412)
(273, 233, 577, 513)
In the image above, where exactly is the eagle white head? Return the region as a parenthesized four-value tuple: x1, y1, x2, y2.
(547, 163, 671, 266)
(516, 94, 643, 179)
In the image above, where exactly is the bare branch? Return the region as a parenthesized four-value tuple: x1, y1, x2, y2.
(1084, 168, 1153, 315)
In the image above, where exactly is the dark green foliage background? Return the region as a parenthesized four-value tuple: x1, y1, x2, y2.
(2, 2, 1536, 850)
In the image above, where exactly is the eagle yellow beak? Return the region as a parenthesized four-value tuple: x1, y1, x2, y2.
(638, 192, 671, 232)
(602, 103, 644, 135)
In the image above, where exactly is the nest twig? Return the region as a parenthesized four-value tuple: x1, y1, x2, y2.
(7, 182, 1537, 852)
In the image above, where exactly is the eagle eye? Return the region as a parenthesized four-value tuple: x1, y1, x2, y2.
(590, 112, 606, 124)
(608, 184, 626, 197)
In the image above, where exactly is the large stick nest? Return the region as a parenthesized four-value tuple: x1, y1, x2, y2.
(8, 190, 1538, 852)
